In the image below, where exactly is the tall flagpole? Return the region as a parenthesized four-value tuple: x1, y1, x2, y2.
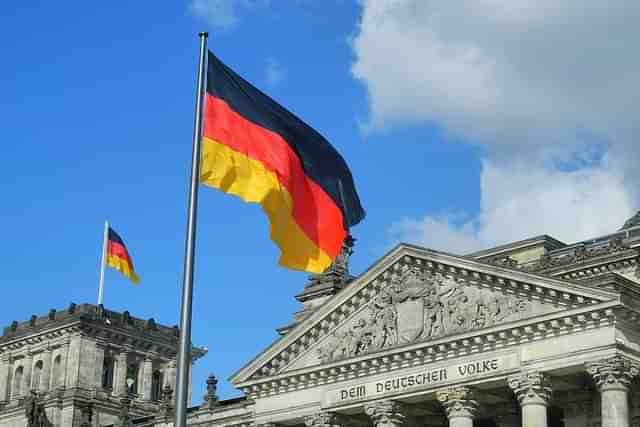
(97, 220, 109, 306)
(175, 31, 208, 427)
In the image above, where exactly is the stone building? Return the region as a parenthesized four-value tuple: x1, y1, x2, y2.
(4, 212, 640, 426)
(0, 304, 206, 427)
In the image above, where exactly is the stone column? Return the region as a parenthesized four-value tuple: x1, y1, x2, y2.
(305, 411, 343, 427)
(115, 351, 129, 396)
(508, 372, 552, 427)
(365, 399, 407, 427)
(22, 352, 33, 394)
(166, 360, 177, 391)
(586, 356, 640, 427)
(59, 339, 71, 389)
(39, 347, 52, 393)
(142, 357, 153, 400)
(436, 386, 478, 427)
(94, 343, 106, 389)
(0, 356, 11, 402)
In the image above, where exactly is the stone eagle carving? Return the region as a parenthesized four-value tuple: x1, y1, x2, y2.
(318, 268, 528, 362)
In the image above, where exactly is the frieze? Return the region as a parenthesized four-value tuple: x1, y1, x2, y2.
(323, 353, 519, 406)
(317, 269, 529, 362)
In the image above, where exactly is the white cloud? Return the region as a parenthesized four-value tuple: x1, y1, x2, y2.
(389, 160, 635, 254)
(265, 58, 285, 87)
(353, 1, 640, 249)
(189, 0, 269, 31)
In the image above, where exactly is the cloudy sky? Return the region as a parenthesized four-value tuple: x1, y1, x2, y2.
(2, 0, 638, 400)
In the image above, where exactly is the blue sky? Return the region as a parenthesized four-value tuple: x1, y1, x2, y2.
(2, 1, 639, 401)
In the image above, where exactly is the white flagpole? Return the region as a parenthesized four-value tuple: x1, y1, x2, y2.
(98, 220, 109, 306)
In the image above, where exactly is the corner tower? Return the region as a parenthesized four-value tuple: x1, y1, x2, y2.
(0, 303, 205, 427)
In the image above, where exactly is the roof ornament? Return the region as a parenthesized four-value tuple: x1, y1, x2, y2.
(621, 210, 640, 230)
(203, 373, 219, 409)
(307, 235, 355, 289)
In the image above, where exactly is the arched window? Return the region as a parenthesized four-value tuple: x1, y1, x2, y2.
(151, 370, 164, 401)
(102, 356, 115, 389)
(12, 366, 23, 397)
(32, 360, 43, 390)
(50, 355, 61, 389)
(126, 363, 139, 395)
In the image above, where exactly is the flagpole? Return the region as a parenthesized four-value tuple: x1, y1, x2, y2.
(174, 31, 208, 427)
(97, 220, 109, 306)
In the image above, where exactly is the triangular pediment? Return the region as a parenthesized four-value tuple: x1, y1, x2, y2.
(231, 244, 618, 387)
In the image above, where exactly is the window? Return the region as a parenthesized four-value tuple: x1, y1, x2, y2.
(126, 363, 139, 395)
(102, 356, 115, 389)
(151, 370, 164, 401)
(32, 360, 43, 390)
(50, 355, 61, 388)
(13, 366, 23, 397)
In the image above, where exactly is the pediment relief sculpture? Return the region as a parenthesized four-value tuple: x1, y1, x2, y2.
(318, 268, 530, 362)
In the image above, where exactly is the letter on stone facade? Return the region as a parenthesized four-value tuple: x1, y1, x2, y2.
(508, 372, 552, 427)
(365, 400, 407, 427)
(436, 386, 478, 427)
(586, 356, 640, 427)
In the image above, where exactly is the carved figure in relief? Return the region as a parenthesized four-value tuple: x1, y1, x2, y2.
(318, 267, 529, 362)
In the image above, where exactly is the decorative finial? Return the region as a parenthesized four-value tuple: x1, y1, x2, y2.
(203, 373, 219, 409)
(306, 235, 355, 288)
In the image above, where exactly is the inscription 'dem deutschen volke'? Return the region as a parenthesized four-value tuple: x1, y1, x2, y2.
(324, 353, 519, 406)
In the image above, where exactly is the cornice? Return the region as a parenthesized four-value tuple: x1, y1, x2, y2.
(0, 322, 81, 353)
(236, 301, 622, 399)
(550, 251, 639, 280)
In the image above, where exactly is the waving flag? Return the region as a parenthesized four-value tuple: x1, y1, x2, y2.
(200, 51, 365, 273)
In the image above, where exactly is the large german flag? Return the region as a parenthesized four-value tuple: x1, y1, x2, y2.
(200, 52, 365, 273)
(107, 227, 140, 284)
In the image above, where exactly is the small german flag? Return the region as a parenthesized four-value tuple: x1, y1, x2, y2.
(200, 51, 365, 273)
(107, 227, 140, 284)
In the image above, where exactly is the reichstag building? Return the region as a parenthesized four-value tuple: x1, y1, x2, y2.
(2, 212, 640, 427)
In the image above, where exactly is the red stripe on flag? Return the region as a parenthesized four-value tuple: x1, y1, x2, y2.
(202, 94, 346, 258)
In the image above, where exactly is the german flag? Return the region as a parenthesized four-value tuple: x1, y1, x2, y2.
(200, 52, 365, 273)
(107, 227, 140, 284)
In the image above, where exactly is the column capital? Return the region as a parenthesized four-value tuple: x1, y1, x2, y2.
(304, 411, 344, 427)
(586, 355, 640, 392)
(436, 386, 478, 420)
(364, 399, 407, 427)
(508, 371, 552, 407)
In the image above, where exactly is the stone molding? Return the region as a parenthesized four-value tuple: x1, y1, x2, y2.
(586, 355, 640, 392)
(238, 303, 617, 398)
(244, 252, 610, 383)
(553, 252, 639, 281)
(436, 386, 478, 420)
(508, 372, 552, 407)
(365, 399, 407, 427)
(304, 411, 343, 427)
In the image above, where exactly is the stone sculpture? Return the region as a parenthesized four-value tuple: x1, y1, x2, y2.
(318, 268, 528, 362)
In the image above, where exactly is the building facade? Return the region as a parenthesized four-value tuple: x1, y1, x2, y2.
(4, 213, 640, 426)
